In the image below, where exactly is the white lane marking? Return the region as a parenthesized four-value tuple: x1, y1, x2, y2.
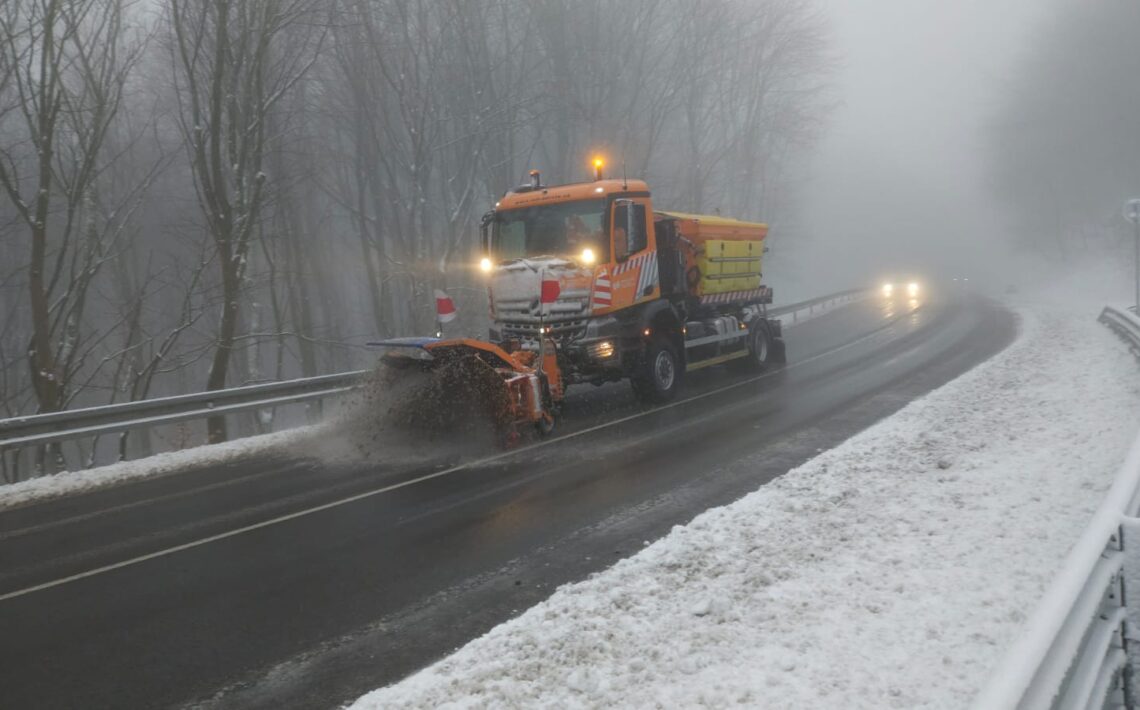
(0, 303, 923, 603)
(4, 297, 872, 535)
(0, 464, 306, 541)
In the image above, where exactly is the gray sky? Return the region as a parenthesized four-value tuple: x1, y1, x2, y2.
(781, 0, 1066, 293)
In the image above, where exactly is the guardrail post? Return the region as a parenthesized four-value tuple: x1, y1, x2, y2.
(1121, 523, 1137, 710)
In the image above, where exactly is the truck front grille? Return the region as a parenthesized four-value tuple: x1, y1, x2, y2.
(501, 319, 588, 348)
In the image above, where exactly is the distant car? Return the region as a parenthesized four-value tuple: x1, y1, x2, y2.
(880, 279, 921, 298)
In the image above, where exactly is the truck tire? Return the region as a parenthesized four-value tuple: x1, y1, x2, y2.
(735, 322, 776, 372)
(631, 336, 681, 403)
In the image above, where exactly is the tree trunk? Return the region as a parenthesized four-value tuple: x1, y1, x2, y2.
(205, 258, 240, 442)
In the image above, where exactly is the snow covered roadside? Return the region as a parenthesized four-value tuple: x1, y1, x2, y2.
(350, 306, 1140, 709)
(0, 425, 323, 511)
(0, 288, 862, 513)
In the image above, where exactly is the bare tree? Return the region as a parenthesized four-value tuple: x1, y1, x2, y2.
(0, 0, 143, 469)
(0, 0, 836, 473)
(164, 0, 324, 441)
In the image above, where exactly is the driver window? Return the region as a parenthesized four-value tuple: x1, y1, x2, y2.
(613, 202, 648, 261)
(629, 204, 647, 253)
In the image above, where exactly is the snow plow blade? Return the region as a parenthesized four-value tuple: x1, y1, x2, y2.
(366, 337, 563, 447)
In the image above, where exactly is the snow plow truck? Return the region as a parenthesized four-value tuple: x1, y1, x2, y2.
(479, 160, 785, 405)
(369, 159, 784, 447)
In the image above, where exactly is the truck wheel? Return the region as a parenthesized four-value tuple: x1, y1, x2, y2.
(632, 336, 681, 403)
(736, 323, 775, 372)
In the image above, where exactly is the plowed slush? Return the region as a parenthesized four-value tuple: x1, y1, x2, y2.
(314, 354, 515, 464)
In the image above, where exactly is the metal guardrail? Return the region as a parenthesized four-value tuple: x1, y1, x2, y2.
(0, 371, 367, 451)
(972, 305, 1140, 710)
(1101, 305, 1140, 359)
(769, 287, 868, 321)
(0, 288, 868, 456)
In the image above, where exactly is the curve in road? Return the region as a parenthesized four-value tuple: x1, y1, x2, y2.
(0, 289, 1015, 709)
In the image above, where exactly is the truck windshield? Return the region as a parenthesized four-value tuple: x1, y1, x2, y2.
(491, 199, 608, 261)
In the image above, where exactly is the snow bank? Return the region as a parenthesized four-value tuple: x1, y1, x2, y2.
(0, 360, 471, 510)
(0, 426, 322, 511)
(350, 305, 1140, 709)
(0, 289, 863, 512)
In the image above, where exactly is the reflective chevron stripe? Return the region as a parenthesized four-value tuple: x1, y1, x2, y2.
(612, 250, 653, 276)
(592, 269, 612, 307)
(609, 251, 659, 300)
(698, 286, 773, 305)
(635, 251, 658, 298)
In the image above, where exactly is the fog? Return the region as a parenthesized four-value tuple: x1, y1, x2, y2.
(2, 0, 1136, 472)
(777, 0, 1064, 297)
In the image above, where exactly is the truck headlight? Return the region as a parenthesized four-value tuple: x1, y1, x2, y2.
(907, 282, 919, 297)
(580, 248, 596, 265)
(882, 283, 894, 297)
(480, 257, 493, 272)
(588, 340, 615, 359)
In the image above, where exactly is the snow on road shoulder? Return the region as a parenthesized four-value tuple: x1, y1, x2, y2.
(0, 425, 321, 511)
(351, 306, 1140, 710)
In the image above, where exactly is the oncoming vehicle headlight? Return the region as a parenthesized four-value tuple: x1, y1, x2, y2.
(580, 247, 596, 265)
(479, 257, 493, 273)
(907, 282, 919, 297)
(882, 283, 894, 297)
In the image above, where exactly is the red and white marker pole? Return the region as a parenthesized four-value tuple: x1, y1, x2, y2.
(434, 289, 457, 337)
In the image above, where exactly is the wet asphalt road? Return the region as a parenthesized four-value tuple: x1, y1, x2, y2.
(0, 289, 1016, 709)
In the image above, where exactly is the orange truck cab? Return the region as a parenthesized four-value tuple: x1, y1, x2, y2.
(479, 167, 785, 403)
